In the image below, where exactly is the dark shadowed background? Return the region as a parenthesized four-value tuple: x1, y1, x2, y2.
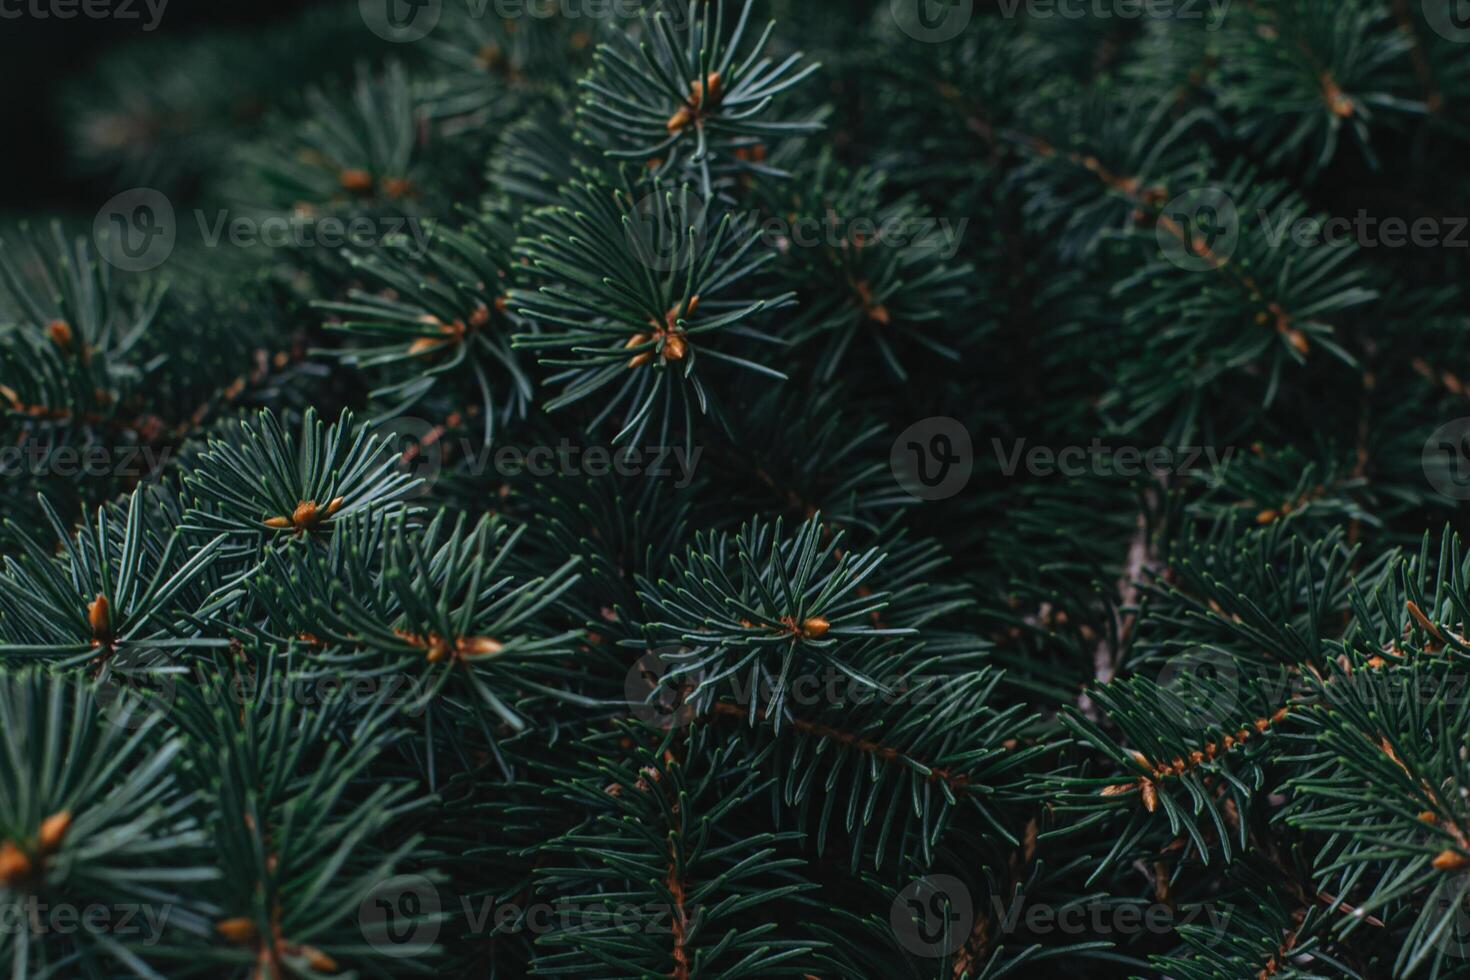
(0, 0, 324, 210)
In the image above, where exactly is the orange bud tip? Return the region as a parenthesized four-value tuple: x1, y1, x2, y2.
(87, 595, 110, 641)
(800, 617, 830, 639)
(1433, 849, 1470, 872)
(38, 812, 71, 852)
(300, 946, 339, 972)
(47, 319, 73, 349)
(0, 841, 31, 886)
(216, 917, 258, 944)
(458, 636, 505, 657)
(338, 169, 374, 193)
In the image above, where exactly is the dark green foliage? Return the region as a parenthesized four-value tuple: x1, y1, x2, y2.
(8, 0, 1470, 977)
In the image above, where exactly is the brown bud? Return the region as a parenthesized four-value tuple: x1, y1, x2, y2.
(408, 336, 447, 356)
(216, 917, 258, 944)
(1433, 849, 1470, 872)
(381, 177, 414, 199)
(0, 841, 31, 886)
(661, 333, 688, 361)
(88, 595, 111, 644)
(458, 637, 505, 657)
(47, 319, 73, 350)
(299, 945, 339, 972)
(800, 617, 830, 639)
(690, 71, 721, 108)
(38, 812, 71, 853)
(339, 169, 374, 194)
(264, 516, 292, 529)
